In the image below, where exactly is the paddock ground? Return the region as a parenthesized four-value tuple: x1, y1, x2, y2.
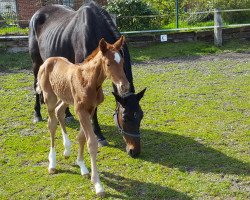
(0, 51, 249, 199)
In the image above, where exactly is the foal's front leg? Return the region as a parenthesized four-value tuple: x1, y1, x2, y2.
(76, 127, 90, 177)
(77, 107, 104, 197)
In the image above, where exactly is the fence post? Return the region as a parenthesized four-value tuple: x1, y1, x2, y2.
(214, 8, 223, 46)
(110, 14, 117, 26)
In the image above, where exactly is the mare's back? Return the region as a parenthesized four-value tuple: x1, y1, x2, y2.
(29, 2, 121, 63)
(29, 5, 76, 61)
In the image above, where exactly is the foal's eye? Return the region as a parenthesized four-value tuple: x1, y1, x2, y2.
(107, 63, 111, 67)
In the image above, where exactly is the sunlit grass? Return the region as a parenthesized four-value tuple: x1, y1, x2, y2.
(0, 26, 29, 36)
(0, 40, 249, 199)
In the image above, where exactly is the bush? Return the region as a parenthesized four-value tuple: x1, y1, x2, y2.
(106, 0, 161, 31)
(214, 0, 250, 23)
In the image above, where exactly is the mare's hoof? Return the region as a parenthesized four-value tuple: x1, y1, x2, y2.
(48, 168, 56, 174)
(65, 116, 74, 124)
(33, 116, 42, 123)
(98, 139, 109, 147)
(97, 192, 105, 198)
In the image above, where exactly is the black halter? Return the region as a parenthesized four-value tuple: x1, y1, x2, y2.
(113, 106, 141, 138)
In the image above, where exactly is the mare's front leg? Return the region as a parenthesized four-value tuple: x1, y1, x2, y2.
(76, 106, 104, 197)
(65, 107, 75, 123)
(92, 108, 108, 147)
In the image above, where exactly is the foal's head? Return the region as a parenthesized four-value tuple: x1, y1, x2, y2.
(99, 36, 130, 95)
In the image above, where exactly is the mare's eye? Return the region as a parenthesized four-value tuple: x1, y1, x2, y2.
(134, 112, 137, 119)
(107, 63, 111, 67)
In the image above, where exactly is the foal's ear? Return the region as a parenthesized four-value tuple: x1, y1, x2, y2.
(112, 92, 125, 105)
(136, 88, 146, 101)
(99, 38, 108, 53)
(114, 35, 125, 51)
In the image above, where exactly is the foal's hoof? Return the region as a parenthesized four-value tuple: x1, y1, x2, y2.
(64, 156, 70, 159)
(33, 116, 42, 123)
(98, 139, 109, 147)
(65, 116, 74, 124)
(48, 168, 56, 174)
(97, 192, 105, 198)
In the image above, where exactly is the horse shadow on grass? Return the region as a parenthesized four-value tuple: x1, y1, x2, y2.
(99, 125, 250, 176)
(101, 172, 192, 199)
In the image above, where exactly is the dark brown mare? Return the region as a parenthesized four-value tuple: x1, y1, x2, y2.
(29, 1, 146, 157)
(37, 37, 129, 196)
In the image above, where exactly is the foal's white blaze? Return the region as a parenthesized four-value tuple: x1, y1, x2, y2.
(62, 131, 71, 157)
(76, 160, 90, 175)
(48, 147, 56, 169)
(114, 52, 121, 64)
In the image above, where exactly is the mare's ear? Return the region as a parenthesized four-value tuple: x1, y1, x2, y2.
(136, 88, 146, 101)
(99, 38, 108, 53)
(113, 35, 125, 51)
(112, 92, 125, 105)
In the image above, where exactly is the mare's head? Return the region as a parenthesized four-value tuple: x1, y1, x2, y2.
(98, 36, 130, 95)
(113, 88, 146, 157)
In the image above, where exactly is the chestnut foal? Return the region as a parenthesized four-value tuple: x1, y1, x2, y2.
(36, 36, 129, 196)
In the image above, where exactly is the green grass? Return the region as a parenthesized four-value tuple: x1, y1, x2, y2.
(0, 26, 29, 36)
(129, 40, 250, 62)
(0, 40, 250, 199)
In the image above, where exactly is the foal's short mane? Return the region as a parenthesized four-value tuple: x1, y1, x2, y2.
(83, 44, 114, 64)
(83, 47, 100, 64)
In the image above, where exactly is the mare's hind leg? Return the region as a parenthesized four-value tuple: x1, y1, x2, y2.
(44, 92, 58, 174)
(76, 127, 90, 177)
(92, 108, 108, 147)
(32, 57, 43, 123)
(55, 101, 71, 159)
(30, 35, 44, 123)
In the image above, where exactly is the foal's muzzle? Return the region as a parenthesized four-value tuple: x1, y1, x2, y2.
(117, 82, 130, 95)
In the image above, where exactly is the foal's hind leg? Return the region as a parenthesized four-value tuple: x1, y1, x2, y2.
(55, 101, 71, 159)
(44, 93, 58, 174)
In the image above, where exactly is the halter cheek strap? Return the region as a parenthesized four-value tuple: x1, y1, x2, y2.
(113, 109, 140, 138)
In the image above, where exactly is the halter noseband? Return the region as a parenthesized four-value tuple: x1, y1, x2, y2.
(113, 105, 141, 138)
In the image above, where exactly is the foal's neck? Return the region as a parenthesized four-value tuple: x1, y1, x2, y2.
(80, 52, 106, 89)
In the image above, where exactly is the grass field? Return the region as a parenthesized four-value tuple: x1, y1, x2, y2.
(0, 40, 250, 199)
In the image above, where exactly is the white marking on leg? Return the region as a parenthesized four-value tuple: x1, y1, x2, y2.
(48, 147, 56, 169)
(114, 52, 121, 64)
(62, 131, 71, 157)
(95, 182, 104, 195)
(76, 160, 89, 176)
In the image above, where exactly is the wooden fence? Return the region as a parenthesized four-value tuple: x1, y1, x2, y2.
(0, 25, 249, 52)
